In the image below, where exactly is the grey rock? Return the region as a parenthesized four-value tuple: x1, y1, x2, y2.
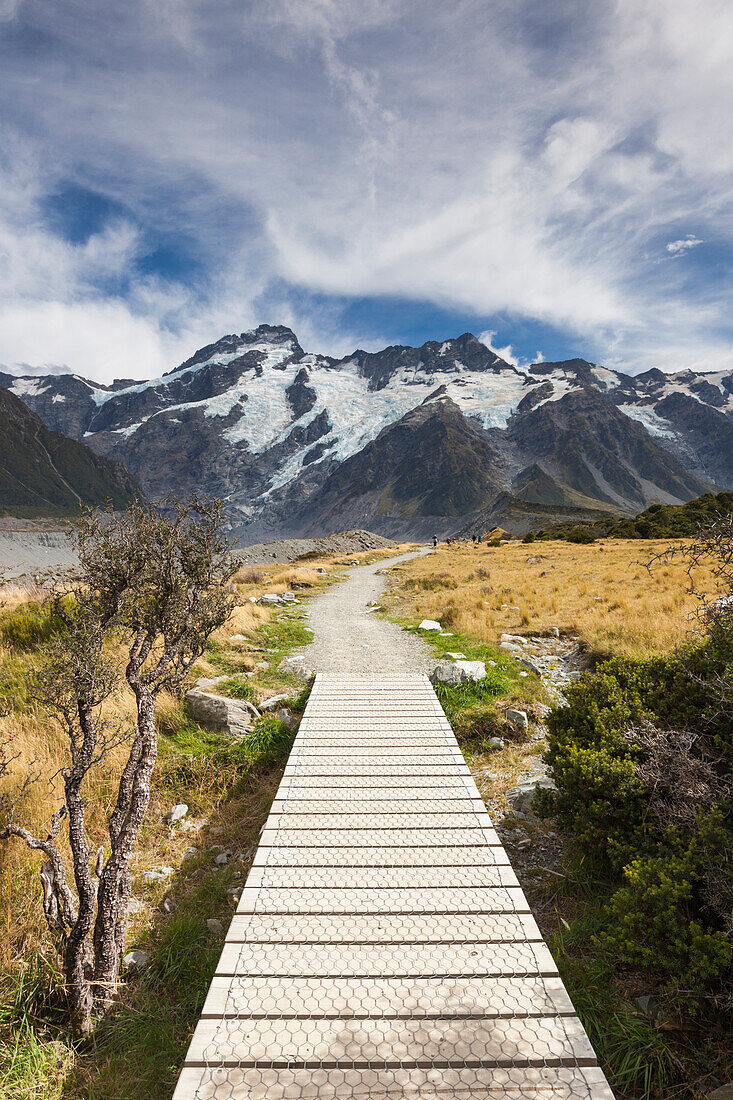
(431, 660, 486, 686)
(206, 918, 223, 935)
(517, 656, 542, 675)
(276, 708, 298, 731)
(123, 950, 149, 969)
(708, 1086, 733, 1100)
(445, 651, 466, 660)
(505, 776, 557, 815)
(278, 655, 314, 682)
(185, 688, 257, 737)
(505, 708, 528, 732)
(183, 846, 198, 861)
(487, 737, 505, 750)
(227, 886, 243, 902)
(159, 896, 175, 914)
(165, 803, 188, 825)
(127, 898, 140, 914)
(258, 694, 288, 711)
(259, 593, 283, 605)
(215, 852, 229, 866)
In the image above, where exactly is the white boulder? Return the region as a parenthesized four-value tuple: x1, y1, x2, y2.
(419, 619, 442, 631)
(165, 803, 188, 825)
(431, 660, 487, 685)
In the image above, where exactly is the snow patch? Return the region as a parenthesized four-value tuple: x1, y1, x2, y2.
(621, 405, 678, 439)
(9, 378, 48, 398)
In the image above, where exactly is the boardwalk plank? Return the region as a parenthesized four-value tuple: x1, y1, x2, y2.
(172, 673, 611, 1100)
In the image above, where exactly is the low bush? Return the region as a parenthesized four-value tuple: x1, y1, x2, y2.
(540, 633, 733, 1005)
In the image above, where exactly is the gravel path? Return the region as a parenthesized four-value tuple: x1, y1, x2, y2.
(300, 550, 435, 674)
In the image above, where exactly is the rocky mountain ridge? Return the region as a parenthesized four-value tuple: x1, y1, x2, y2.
(1, 324, 731, 537)
(0, 387, 140, 516)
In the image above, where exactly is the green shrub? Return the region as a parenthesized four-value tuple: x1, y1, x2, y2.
(566, 526, 595, 544)
(543, 639, 733, 1001)
(600, 847, 733, 998)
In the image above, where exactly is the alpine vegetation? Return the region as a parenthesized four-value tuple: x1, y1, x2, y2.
(0, 497, 236, 1034)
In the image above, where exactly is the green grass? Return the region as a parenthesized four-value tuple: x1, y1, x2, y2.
(0, 602, 64, 651)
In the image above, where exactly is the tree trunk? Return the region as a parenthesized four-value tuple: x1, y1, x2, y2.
(92, 690, 158, 1003)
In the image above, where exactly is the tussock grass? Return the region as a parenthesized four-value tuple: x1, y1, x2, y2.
(0, 558, 329, 1098)
(385, 539, 719, 659)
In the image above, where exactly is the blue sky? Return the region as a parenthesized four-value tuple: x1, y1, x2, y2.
(0, 0, 731, 382)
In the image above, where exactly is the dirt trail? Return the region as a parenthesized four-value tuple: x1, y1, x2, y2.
(300, 550, 434, 674)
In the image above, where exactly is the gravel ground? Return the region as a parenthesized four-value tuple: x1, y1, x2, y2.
(0, 530, 77, 579)
(300, 550, 434, 674)
(235, 529, 395, 564)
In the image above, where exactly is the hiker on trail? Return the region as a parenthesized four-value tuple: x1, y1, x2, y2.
(432, 535, 438, 548)
(472, 534, 477, 545)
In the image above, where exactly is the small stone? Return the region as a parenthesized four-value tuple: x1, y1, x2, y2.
(708, 1087, 733, 1100)
(505, 776, 557, 815)
(183, 846, 198, 861)
(505, 708, 529, 732)
(123, 949, 149, 969)
(487, 660, 497, 667)
(127, 898, 140, 914)
(419, 619, 442, 631)
(143, 867, 174, 884)
(227, 886, 243, 902)
(551, 627, 560, 638)
(208, 826, 224, 837)
(276, 708, 297, 731)
(165, 803, 188, 825)
(519, 671, 529, 677)
(487, 736, 505, 749)
(258, 694, 288, 711)
(206, 918, 223, 935)
(445, 651, 466, 660)
(159, 896, 175, 914)
(215, 852, 229, 866)
(438, 632, 454, 636)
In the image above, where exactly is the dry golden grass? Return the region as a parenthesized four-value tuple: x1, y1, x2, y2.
(385, 538, 720, 659)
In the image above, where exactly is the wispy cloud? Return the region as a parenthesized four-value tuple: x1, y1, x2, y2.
(0, 0, 730, 380)
(666, 235, 703, 256)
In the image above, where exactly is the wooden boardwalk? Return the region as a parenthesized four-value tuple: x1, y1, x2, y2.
(173, 674, 613, 1099)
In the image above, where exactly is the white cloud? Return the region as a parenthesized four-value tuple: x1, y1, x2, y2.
(0, 0, 730, 378)
(666, 235, 703, 255)
(477, 330, 545, 369)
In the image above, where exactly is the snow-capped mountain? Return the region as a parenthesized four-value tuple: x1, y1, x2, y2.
(1, 324, 731, 537)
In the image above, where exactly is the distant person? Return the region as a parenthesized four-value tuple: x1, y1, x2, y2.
(472, 534, 477, 545)
(477, 534, 482, 544)
(432, 535, 438, 548)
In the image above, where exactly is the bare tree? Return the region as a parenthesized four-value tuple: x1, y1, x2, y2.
(0, 496, 236, 1034)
